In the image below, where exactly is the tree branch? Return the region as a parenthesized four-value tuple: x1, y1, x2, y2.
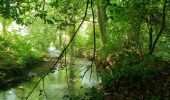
(25, 0, 90, 99)
(150, 0, 167, 55)
(91, 0, 96, 63)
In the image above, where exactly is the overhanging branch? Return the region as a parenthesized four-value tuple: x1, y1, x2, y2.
(150, 0, 167, 55)
(25, 0, 90, 99)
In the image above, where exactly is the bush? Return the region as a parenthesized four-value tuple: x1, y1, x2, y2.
(99, 55, 167, 99)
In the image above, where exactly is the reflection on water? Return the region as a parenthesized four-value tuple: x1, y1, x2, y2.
(0, 59, 100, 100)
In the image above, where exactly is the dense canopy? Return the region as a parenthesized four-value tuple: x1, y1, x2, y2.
(0, 0, 170, 100)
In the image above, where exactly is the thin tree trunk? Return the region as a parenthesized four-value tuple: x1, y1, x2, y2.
(69, 24, 76, 64)
(97, 0, 107, 45)
(146, 15, 153, 52)
(148, 26, 153, 51)
(2, 18, 7, 35)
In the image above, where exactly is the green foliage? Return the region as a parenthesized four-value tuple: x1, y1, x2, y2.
(0, 33, 44, 70)
(28, 18, 60, 50)
(99, 54, 170, 99)
(69, 87, 103, 100)
(0, 0, 170, 99)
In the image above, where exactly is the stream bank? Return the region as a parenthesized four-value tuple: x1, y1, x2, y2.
(0, 58, 100, 100)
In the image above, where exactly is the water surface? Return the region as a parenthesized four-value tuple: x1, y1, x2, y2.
(0, 59, 100, 100)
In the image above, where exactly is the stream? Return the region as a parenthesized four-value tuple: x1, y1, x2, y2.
(0, 59, 100, 100)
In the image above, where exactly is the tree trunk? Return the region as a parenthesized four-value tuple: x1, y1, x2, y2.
(148, 26, 153, 51)
(69, 24, 76, 64)
(2, 18, 7, 35)
(96, 0, 107, 45)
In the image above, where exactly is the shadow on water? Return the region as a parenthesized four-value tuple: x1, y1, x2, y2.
(0, 58, 100, 100)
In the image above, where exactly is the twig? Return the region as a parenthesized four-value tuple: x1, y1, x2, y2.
(64, 49, 71, 96)
(11, 89, 25, 99)
(82, 65, 92, 80)
(90, 0, 96, 81)
(50, 65, 92, 99)
(91, 0, 96, 63)
(81, 0, 96, 82)
(42, 76, 48, 100)
(90, 64, 93, 81)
